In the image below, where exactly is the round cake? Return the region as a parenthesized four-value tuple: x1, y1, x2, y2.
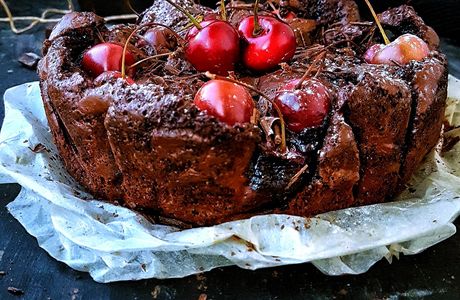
(38, 0, 448, 226)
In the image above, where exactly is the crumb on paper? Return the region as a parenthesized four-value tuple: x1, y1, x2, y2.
(28, 143, 47, 153)
(442, 135, 460, 153)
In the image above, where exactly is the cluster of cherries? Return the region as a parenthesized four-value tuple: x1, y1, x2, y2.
(81, 0, 297, 79)
(183, 1, 331, 132)
(80, 0, 431, 136)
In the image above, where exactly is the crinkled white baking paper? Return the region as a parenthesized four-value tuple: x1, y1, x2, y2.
(0, 77, 459, 283)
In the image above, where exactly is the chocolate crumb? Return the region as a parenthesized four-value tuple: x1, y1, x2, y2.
(70, 288, 79, 300)
(245, 241, 255, 252)
(196, 273, 207, 291)
(28, 143, 47, 153)
(7, 287, 24, 295)
(338, 288, 348, 295)
(441, 135, 460, 153)
(151, 285, 161, 299)
(18, 52, 41, 70)
(304, 218, 312, 229)
(198, 293, 207, 300)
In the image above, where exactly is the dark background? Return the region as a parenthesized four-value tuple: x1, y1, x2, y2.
(1, 1, 460, 299)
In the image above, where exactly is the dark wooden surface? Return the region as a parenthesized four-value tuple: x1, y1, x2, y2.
(1, 1, 460, 299)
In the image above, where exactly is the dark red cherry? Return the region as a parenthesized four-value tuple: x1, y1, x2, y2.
(274, 79, 330, 132)
(185, 20, 240, 75)
(194, 79, 254, 125)
(94, 71, 135, 85)
(143, 27, 177, 53)
(283, 11, 297, 21)
(82, 42, 136, 77)
(369, 34, 430, 65)
(203, 13, 220, 21)
(238, 15, 296, 72)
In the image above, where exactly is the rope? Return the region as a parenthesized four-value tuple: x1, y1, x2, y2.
(0, 0, 137, 34)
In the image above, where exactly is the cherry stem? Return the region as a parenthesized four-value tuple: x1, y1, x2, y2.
(121, 22, 184, 79)
(177, 15, 204, 34)
(125, 0, 139, 16)
(205, 71, 287, 153)
(296, 38, 361, 61)
(266, 0, 282, 19)
(220, 0, 227, 21)
(121, 28, 137, 79)
(253, 0, 262, 36)
(164, 0, 202, 30)
(364, 0, 390, 45)
(295, 52, 326, 89)
(128, 52, 172, 69)
(95, 27, 105, 43)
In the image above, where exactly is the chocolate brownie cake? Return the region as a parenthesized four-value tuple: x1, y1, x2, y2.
(38, 0, 448, 226)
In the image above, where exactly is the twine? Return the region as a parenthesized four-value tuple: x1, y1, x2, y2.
(0, 0, 137, 34)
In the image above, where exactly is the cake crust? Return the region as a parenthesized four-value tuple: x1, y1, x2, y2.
(38, 0, 448, 226)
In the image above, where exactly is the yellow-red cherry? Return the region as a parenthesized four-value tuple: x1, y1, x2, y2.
(364, 44, 384, 63)
(368, 34, 430, 65)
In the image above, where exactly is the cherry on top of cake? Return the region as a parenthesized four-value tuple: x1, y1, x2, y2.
(78, 0, 432, 137)
(362, 0, 429, 65)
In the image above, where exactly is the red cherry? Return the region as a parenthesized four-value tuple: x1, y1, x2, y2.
(274, 79, 331, 132)
(194, 79, 254, 125)
(238, 16, 296, 72)
(143, 27, 177, 53)
(284, 12, 297, 22)
(185, 20, 240, 75)
(363, 43, 384, 63)
(203, 13, 220, 21)
(94, 71, 135, 85)
(370, 34, 430, 65)
(82, 42, 136, 77)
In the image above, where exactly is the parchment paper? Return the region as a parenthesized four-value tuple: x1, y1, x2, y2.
(0, 77, 459, 283)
